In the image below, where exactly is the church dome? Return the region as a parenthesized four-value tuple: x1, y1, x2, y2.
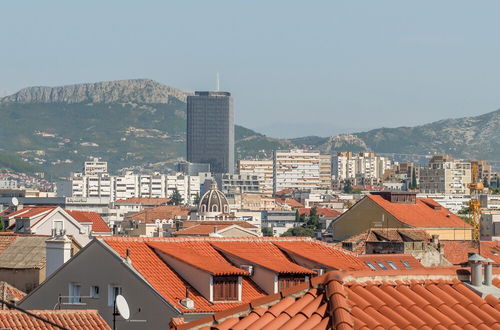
(198, 181, 230, 214)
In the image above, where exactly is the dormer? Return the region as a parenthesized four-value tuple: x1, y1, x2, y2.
(148, 243, 246, 302)
(212, 243, 315, 294)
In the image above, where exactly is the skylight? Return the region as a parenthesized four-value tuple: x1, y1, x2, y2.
(387, 261, 398, 270)
(364, 261, 377, 271)
(401, 260, 412, 269)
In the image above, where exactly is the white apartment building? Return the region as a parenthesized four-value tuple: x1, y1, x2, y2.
(273, 149, 321, 193)
(83, 158, 108, 175)
(319, 154, 332, 188)
(419, 155, 472, 195)
(332, 152, 393, 182)
(238, 159, 274, 195)
(70, 171, 200, 205)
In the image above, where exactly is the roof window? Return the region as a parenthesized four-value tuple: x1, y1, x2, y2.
(375, 261, 388, 270)
(401, 260, 412, 269)
(387, 261, 398, 270)
(364, 261, 377, 271)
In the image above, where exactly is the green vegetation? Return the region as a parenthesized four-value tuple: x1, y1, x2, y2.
(168, 188, 183, 206)
(261, 227, 273, 237)
(491, 187, 500, 195)
(0, 152, 40, 174)
(281, 207, 321, 237)
(409, 167, 418, 190)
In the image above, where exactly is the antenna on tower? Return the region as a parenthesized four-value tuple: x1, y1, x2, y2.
(216, 72, 220, 91)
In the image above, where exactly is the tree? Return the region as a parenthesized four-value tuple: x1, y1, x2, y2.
(410, 167, 418, 189)
(295, 209, 300, 222)
(281, 226, 314, 237)
(261, 227, 273, 237)
(169, 188, 183, 206)
(193, 193, 200, 205)
(483, 177, 489, 188)
(343, 179, 353, 194)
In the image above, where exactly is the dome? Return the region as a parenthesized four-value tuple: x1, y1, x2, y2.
(198, 181, 230, 214)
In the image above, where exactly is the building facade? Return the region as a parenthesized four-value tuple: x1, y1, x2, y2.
(238, 159, 274, 195)
(332, 152, 393, 183)
(419, 155, 472, 195)
(187, 91, 235, 174)
(273, 150, 321, 193)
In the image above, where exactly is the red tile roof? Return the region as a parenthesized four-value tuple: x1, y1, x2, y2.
(298, 207, 342, 218)
(210, 241, 316, 275)
(441, 240, 500, 266)
(0, 309, 110, 329)
(275, 198, 304, 209)
(0, 281, 26, 304)
(367, 195, 472, 228)
(357, 254, 425, 270)
(4, 206, 55, 219)
(66, 210, 111, 233)
(115, 197, 170, 205)
(274, 241, 367, 271)
(174, 269, 500, 330)
(102, 237, 266, 313)
(147, 241, 248, 276)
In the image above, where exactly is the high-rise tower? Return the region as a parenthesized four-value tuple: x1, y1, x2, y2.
(187, 91, 234, 174)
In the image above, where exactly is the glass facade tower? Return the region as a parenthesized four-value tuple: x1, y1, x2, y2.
(187, 91, 234, 174)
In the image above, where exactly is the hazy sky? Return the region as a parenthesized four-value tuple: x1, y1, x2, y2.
(2, 1, 500, 138)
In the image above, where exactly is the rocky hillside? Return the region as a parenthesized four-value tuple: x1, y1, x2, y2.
(0, 79, 186, 104)
(0, 79, 498, 177)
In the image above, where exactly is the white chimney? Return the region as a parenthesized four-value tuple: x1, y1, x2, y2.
(468, 253, 486, 287)
(45, 235, 72, 279)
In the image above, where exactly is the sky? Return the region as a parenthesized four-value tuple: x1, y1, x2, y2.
(2, 1, 500, 138)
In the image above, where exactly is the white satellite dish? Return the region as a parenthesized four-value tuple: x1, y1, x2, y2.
(11, 197, 19, 207)
(115, 295, 130, 320)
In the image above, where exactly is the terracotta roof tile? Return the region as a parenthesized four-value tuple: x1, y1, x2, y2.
(174, 222, 257, 236)
(173, 268, 500, 330)
(0, 309, 110, 329)
(211, 241, 316, 274)
(66, 210, 111, 233)
(357, 254, 425, 271)
(367, 195, 471, 228)
(275, 241, 367, 271)
(298, 207, 342, 218)
(4, 206, 55, 219)
(181, 221, 257, 229)
(127, 205, 189, 223)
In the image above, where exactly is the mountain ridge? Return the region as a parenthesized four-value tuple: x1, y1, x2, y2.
(0, 79, 498, 176)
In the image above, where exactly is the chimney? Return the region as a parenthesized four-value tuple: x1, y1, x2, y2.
(125, 248, 132, 265)
(180, 287, 195, 309)
(483, 258, 494, 286)
(468, 253, 486, 286)
(213, 225, 218, 234)
(45, 235, 72, 279)
(431, 235, 439, 246)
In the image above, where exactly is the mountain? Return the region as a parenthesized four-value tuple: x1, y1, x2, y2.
(0, 79, 498, 177)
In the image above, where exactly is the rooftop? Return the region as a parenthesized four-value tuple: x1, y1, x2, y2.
(367, 194, 471, 228)
(174, 222, 257, 236)
(298, 208, 342, 218)
(0, 309, 110, 329)
(101, 237, 367, 313)
(115, 197, 171, 205)
(173, 268, 500, 330)
(66, 210, 111, 233)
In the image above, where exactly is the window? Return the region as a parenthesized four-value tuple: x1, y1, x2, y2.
(108, 285, 122, 306)
(375, 262, 388, 270)
(213, 276, 238, 301)
(278, 275, 305, 291)
(90, 286, 99, 298)
(54, 221, 63, 235)
(69, 283, 81, 304)
(364, 261, 377, 271)
(387, 261, 398, 270)
(401, 260, 412, 269)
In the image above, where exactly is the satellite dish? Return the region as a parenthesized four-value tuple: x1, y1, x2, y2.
(115, 295, 130, 320)
(11, 197, 19, 207)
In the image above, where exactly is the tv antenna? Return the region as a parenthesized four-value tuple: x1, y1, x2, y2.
(216, 72, 220, 91)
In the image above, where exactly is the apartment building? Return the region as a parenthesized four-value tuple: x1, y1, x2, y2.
(419, 155, 472, 195)
(273, 150, 321, 193)
(332, 152, 392, 182)
(237, 159, 274, 195)
(214, 173, 262, 194)
(70, 171, 200, 205)
(470, 160, 492, 184)
(319, 154, 332, 188)
(83, 158, 108, 175)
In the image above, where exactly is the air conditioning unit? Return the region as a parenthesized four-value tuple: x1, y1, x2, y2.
(312, 268, 324, 276)
(240, 265, 254, 275)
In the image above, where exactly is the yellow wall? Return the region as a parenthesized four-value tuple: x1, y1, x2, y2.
(333, 196, 473, 241)
(333, 198, 408, 241)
